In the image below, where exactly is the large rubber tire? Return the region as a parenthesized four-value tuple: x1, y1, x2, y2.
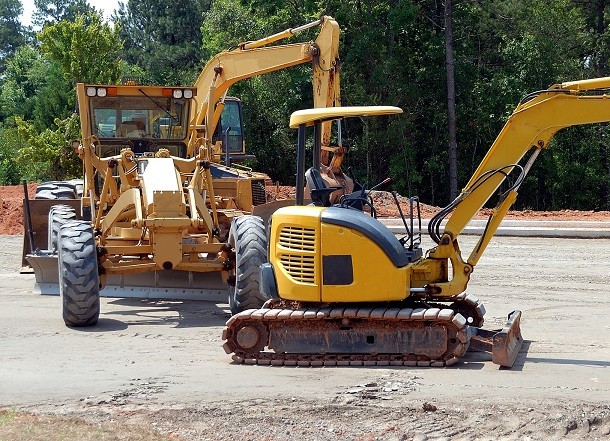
(67, 179, 84, 197)
(48, 204, 77, 252)
(227, 215, 269, 315)
(58, 221, 100, 327)
(35, 180, 82, 200)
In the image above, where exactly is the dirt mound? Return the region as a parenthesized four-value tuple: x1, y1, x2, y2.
(0, 184, 37, 235)
(3, 184, 610, 236)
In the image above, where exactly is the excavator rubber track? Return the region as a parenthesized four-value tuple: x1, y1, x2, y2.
(222, 306, 472, 367)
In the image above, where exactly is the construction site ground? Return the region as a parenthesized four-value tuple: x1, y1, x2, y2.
(1, 224, 609, 439)
(1, 184, 609, 439)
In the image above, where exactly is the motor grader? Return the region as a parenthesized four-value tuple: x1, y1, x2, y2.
(23, 16, 343, 326)
(223, 76, 610, 368)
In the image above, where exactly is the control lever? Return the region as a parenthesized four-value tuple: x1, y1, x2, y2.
(369, 177, 392, 192)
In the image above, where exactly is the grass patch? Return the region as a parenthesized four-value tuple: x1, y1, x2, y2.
(0, 407, 174, 441)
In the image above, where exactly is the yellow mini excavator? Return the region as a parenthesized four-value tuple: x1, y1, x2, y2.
(223, 77, 610, 368)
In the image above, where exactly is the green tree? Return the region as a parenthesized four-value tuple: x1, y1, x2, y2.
(115, 0, 209, 85)
(0, 44, 73, 130)
(32, 0, 95, 27)
(325, 0, 433, 198)
(15, 114, 81, 181)
(0, 45, 46, 122)
(457, 0, 591, 210)
(0, 124, 24, 184)
(570, 0, 610, 209)
(0, 0, 26, 74)
(2, 12, 123, 183)
(38, 11, 123, 84)
(0, 41, 75, 183)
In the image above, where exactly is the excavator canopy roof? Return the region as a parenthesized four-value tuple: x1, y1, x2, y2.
(289, 106, 403, 128)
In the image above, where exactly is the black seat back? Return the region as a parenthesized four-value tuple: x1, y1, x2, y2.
(306, 167, 333, 206)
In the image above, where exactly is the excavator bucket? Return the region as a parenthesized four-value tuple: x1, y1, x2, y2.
(469, 310, 524, 367)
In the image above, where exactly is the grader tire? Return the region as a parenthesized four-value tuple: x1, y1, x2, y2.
(35, 181, 78, 200)
(58, 221, 100, 327)
(48, 205, 77, 252)
(228, 216, 268, 315)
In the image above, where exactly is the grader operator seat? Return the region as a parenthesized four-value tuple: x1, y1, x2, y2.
(117, 120, 146, 138)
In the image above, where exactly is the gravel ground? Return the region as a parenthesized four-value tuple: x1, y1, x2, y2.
(0, 234, 609, 440)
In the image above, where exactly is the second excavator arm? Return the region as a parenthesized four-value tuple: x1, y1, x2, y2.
(188, 16, 340, 158)
(422, 76, 610, 296)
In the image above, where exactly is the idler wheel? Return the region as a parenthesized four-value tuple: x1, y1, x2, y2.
(234, 322, 268, 353)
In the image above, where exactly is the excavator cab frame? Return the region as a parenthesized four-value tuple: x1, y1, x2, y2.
(211, 97, 246, 160)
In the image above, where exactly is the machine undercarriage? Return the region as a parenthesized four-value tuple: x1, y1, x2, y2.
(223, 295, 523, 367)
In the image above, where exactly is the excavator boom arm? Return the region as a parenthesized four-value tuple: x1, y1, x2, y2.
(190, 16, 340, 155)
(421, 76, 610, 298)
(441, 77, 610, 243)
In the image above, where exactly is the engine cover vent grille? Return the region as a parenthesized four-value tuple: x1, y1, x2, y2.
(251, 179, 267, 206)
(279, 226, 316, 251)
(279, 254, 315, 284)
(278, 225, 317, 284)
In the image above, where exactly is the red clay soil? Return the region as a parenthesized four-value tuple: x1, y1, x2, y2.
(2, 183, 610, 236)
(265, 185, 610, 221)
(0, 184, 37, 235)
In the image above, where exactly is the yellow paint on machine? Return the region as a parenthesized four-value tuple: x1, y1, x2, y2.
(319, 222, 407, 302)
(270, 205, 408, 303)
(272, 205, 323, 302)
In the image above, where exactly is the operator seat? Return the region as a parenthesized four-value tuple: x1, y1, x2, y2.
(117, 120, 146, 138)
(116, 122, 139, 137)
(305, 167, 336, 207)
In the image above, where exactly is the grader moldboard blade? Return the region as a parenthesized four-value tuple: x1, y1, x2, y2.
(469, 310, 524, 368)
(25, 253, 229, 302)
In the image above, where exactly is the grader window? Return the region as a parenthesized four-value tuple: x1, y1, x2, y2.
(90, 95, 190, 141)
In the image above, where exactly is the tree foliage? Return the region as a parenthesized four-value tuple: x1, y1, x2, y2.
(32, 0, 95, 27)
(114, 0, 209, 85)
(0, 6, 123, 185)
(0, 0, 26, 74)
(0, 45, 73, 130)
(3, 0, 610, 212)
(38, 12, 123, 84)
(15, 114, 82, 181)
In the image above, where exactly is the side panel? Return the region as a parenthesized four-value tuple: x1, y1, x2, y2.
(320, 223, 407, 302)
(270, 206, 323, 302)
